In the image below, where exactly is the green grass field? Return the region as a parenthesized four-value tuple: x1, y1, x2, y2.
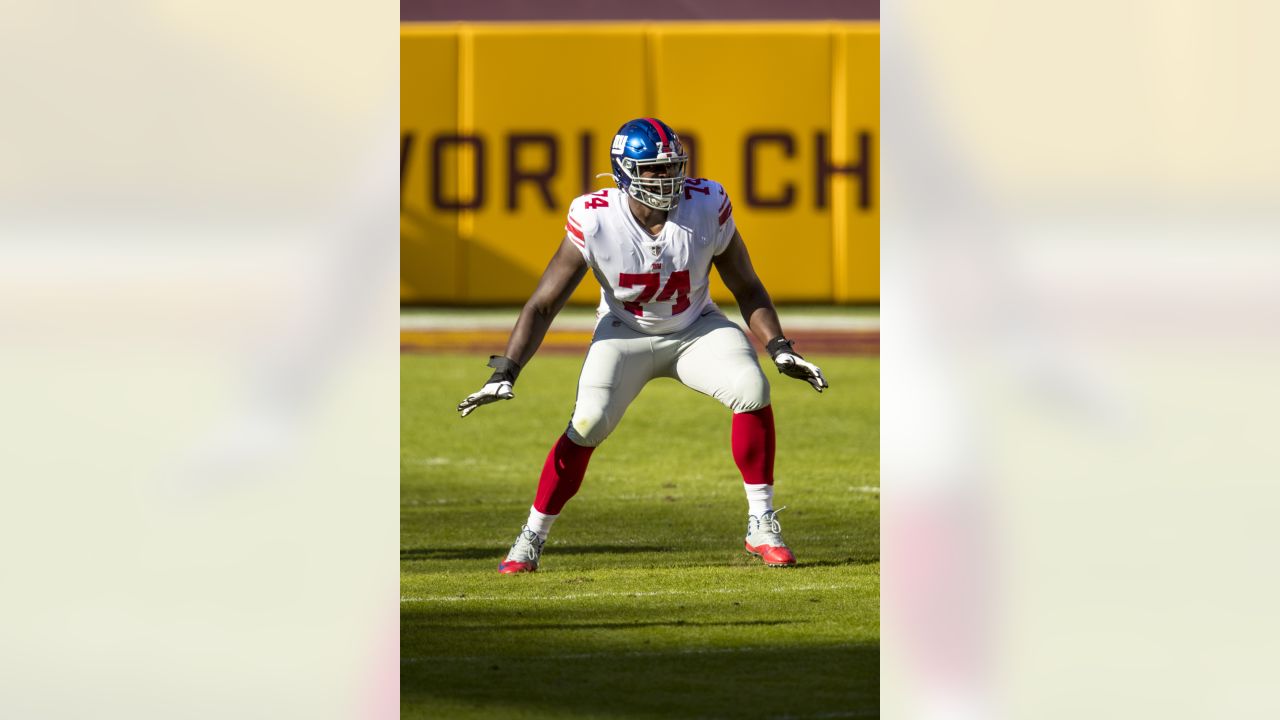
(402, 352, 879, 719)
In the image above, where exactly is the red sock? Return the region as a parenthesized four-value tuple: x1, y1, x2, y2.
(732, 405, 775, 486)
(533, 433, 596, 514)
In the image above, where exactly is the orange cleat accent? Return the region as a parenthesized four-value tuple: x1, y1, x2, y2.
(498, 559, 538, 574)
(745, 540, 797, 567)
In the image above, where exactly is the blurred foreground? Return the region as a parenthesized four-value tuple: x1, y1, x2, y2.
(883, 2, 1280, 718)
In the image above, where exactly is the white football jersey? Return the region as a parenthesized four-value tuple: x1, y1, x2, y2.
(564, 178, 737, 335)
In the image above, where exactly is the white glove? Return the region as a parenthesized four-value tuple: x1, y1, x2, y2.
(774, 353, 828, 392)
(456, 381, 514, 417)
(457, 355, 522, 417)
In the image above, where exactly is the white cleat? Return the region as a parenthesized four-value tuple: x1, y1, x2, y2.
(744, 507, 797, 566)
(498, 525, 544, 574)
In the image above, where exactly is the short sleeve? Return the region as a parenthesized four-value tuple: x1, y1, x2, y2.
(712, 181, 735, 255)
(564, 196, 592, 263)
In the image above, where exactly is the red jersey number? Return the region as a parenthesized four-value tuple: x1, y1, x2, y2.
(618, 270, 690, 316)
(584, 190, 610, 210)
(683, 177, 711, 200)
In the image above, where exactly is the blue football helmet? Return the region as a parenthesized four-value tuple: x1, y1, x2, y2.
(609, 117, 689, 211)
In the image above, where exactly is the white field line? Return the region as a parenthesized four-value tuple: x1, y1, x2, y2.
(402, 642, 862, 664)
(401, 581, 868, 604)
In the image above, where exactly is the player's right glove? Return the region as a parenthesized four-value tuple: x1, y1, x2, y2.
(456, 355, 521, 418)
(766, 337, 829, 393)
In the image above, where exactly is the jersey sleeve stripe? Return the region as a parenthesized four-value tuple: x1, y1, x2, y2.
(718, 201, 733, 226)
(565, 223, 585, 244)
(567, 216, 582, 230)
(718, 194, 729, 212)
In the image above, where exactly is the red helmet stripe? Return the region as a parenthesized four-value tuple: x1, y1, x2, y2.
(644, 117, 670, 147)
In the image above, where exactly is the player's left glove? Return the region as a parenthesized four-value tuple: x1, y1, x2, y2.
(456, 356, 521, 417)
(766, 337, 829, 393)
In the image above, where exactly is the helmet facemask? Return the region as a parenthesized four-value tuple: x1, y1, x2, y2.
(617, 156, 688, 211)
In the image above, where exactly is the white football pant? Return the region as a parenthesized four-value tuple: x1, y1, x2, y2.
(566, 308, 770, 447)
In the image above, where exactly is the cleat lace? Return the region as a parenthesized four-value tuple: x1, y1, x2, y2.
(506, 526, 544, 564)
(748, 506, 788, 546)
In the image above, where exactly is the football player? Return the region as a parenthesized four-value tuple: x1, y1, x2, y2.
(456, 117, 828, 573)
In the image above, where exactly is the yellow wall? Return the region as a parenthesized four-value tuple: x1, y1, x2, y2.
(401, 22, 879, 305)
(401, 27, 458, 303)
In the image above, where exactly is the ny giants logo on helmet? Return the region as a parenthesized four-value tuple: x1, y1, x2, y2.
(609, 118, 689, 211)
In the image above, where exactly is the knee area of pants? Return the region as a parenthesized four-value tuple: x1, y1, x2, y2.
(568, 409, 611, 447)
(727, 369, 770, 413)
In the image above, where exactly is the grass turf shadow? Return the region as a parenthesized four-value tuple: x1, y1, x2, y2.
(401, 544, 674, 561)
(401, 641, 878, 719)
(409, 618, 798, 633)
(792, 556, 879, 569)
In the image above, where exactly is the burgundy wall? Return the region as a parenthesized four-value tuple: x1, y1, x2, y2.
(402, 0, 878, 22)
